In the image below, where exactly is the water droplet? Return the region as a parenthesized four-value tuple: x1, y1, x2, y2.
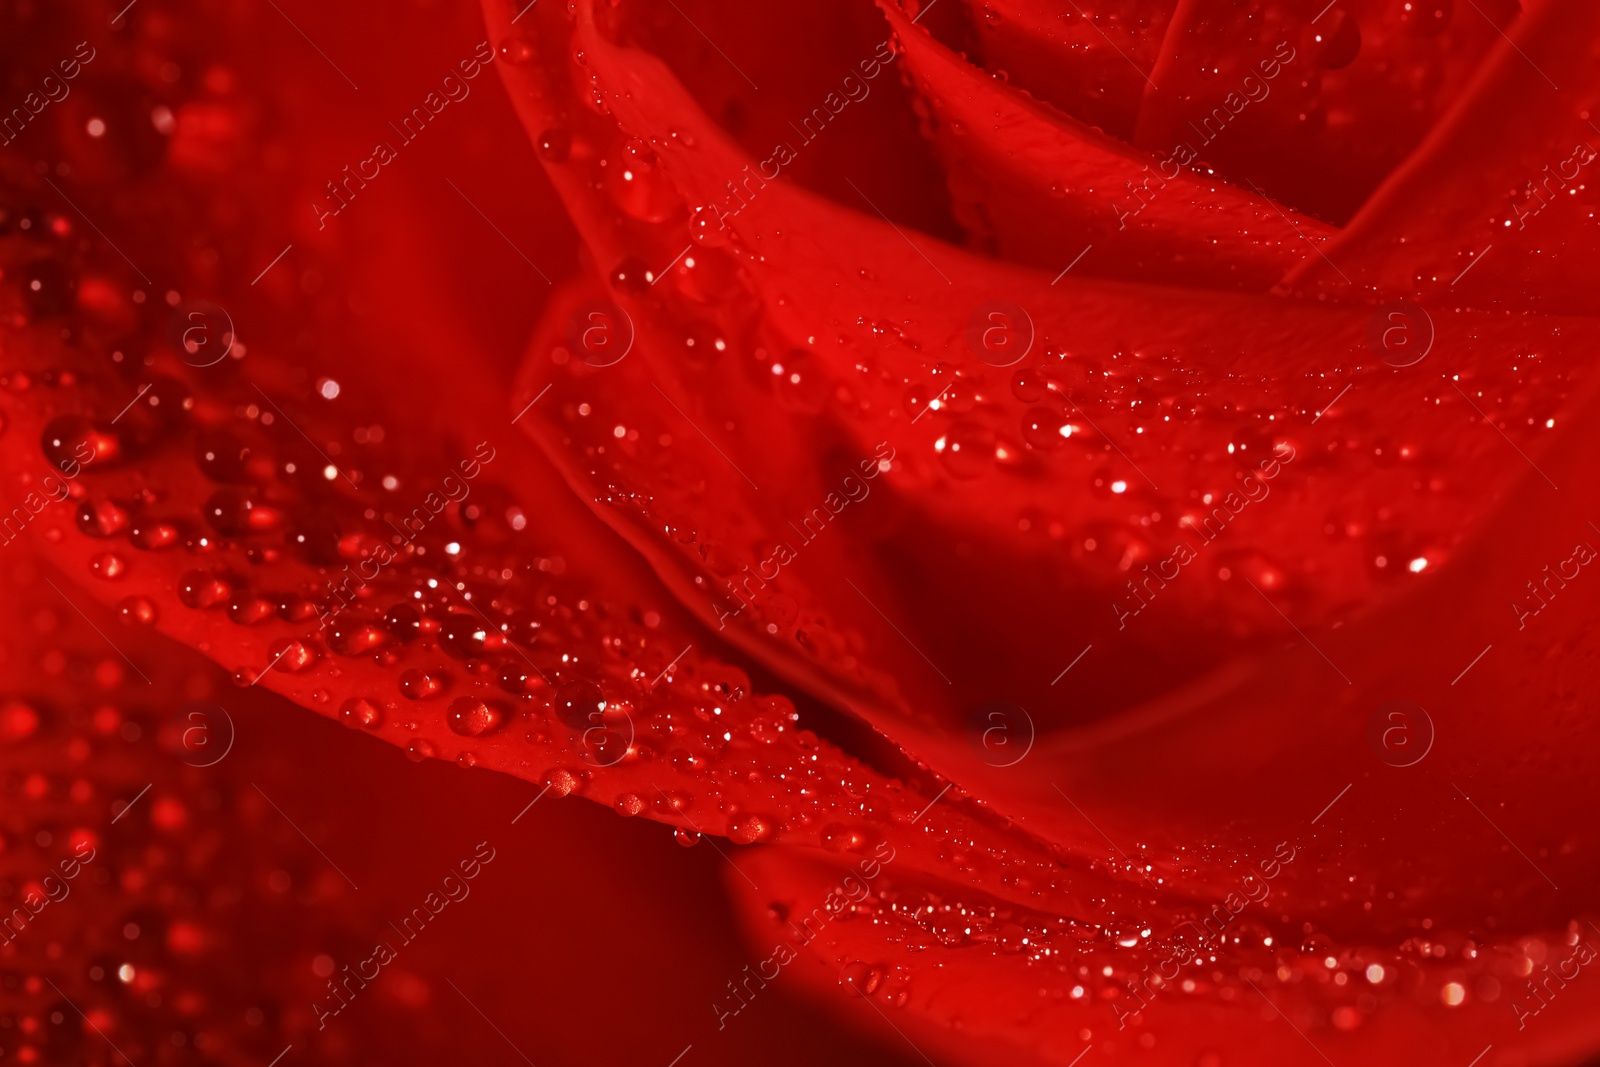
(1010, 366, 1046, 402)
(446, 696, 507, 737)
(607, 155, 681, 223)
(608, 256, 655, 295)
(117, 596, 157, 625)
(544, 767, 581, 797)
(385, 602, 424, 642)
(689, 205, 729, 247)
(437, 614, 491, 660)
(1021, 408, 1068, 450)
(277, 593, 320, 622)
(536, 128, 571, 160)
(89, 551, 127, 580)
(820, 823, 868, 853)
(554, 679, 605, 729)
(203, 487, 280, 536)
(227, 594, 276, 625)
(130, 519, 180, 551)
(268, 638, 319, 674)
(41, 415, 119, 472)
(76, 500, 128, 538)
(672, 246, 741, 304)
(399, 668, 449, 700)
(936, 422, 997, 479)
(496, 659, 540, 696)
(728, 814, 774, 844)
(326, 618, 390, 656)
(340, 697, 384, 729)
(839, 961, 884, 996)
(178, 569, 233, 609)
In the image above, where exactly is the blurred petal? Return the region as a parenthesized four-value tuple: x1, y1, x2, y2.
(953, 0, 1179, 139)
(489, 0, 1600, 844)
(729, 848, 1600, 1067)
(1133, 0, 1521, 222)
(4, 1, 1600, 1065)
(1286, 0, 1600, 313)
(881, 0, 1337, 289)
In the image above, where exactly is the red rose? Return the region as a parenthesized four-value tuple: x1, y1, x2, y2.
(2, 0, 1598, 1065)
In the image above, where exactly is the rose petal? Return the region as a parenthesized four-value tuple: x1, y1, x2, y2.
(729, 848, 1600, 1067)
(953, 0, 1179, 140)
(0, 211, 1114, 924)
(0, 553, 915, 1066)
(490, 0, 1600, 853)
(881, 0, 1337, 289)
(1286, 0, 1600, 313)
(0, 0, 1100, 924)
(1133, 0, 1521, 223)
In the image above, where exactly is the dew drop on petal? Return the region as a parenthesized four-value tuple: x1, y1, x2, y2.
(117, 596, 157, 625)
(399, 668, 449, 700)
(446, 696, 507, 737)
(339, 697, 384, 730)
(89, 552, 127, 580)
